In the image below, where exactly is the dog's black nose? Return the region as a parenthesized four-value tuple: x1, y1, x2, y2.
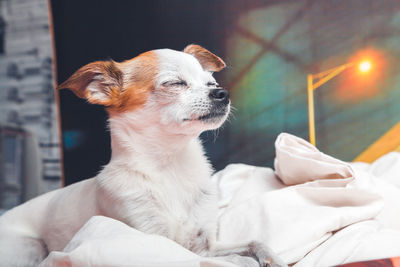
(209, 88, 230, 104)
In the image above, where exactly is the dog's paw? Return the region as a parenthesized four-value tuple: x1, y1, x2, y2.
(258, 258, 287, 267)
(249, 241, 288, 267)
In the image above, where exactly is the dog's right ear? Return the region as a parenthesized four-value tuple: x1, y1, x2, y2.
(183, 44, 226, 72)
(56, 60, 123, 106)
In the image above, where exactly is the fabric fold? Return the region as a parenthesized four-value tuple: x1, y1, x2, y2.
(274, 133, 354, 185)
(40, 216, 236, 267)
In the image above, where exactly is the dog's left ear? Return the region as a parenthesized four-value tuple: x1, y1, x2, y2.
(56, 60, 123, 106)
(183, 44, 226, 72)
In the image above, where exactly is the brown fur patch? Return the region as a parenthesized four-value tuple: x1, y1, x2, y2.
(108, 51, 158, 114)
(183, 44, 226, 72)
(56, 51, 158, 114)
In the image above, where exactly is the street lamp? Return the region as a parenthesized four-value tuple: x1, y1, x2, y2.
(307, 60, 372, 146)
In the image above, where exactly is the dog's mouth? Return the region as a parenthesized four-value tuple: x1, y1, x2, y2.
(183, 111, 227, 122)
(198, 112, 226, 121)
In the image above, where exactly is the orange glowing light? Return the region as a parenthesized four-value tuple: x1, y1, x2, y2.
(336, 48, 386, 101)
(358, 60, 372, 73)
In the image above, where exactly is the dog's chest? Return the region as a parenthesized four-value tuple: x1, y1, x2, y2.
(99, 163, 218, 253)
(98, 140, 218, 253)
(131, 173, 218, 246)
(139, 173, 216, 231)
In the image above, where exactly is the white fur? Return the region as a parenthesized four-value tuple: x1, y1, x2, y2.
(0, 47, 285, 267)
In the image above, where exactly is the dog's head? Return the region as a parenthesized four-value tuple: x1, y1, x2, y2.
(58, 45, 229, 136)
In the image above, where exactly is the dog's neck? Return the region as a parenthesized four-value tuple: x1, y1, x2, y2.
(107, 114, 210, 177)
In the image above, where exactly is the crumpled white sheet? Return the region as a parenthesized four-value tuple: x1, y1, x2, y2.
(39, 216, 236, 267)
(41, 133, 400, 266)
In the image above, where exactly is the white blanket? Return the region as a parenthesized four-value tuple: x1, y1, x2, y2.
(40, 133, 400, 266)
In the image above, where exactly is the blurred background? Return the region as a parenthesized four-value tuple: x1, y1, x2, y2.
(0, 0, 60, 213)
(1, 0, 400, 211)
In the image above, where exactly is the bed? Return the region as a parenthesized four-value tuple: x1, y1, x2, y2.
(40, 133, 400, 266)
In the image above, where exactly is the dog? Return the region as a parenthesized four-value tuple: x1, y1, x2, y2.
(0, 45, 287, 267)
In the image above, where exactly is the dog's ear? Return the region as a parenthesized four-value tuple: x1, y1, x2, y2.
(56, 60, 123, 106)
(183, 44, 226, 72)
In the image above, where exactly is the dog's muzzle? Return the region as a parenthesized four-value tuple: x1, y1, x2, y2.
(197, 88, 230, 122)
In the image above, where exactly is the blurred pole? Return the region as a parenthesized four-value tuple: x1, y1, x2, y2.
(307, 74, 316, 146)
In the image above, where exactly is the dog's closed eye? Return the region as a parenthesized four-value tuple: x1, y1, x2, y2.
(163, 80, 187, 87)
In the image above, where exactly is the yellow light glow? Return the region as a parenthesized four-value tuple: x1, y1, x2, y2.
(359, 61, 372, 73)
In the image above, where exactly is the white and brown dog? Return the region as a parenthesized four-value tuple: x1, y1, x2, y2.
(0, 45, 286, 267)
